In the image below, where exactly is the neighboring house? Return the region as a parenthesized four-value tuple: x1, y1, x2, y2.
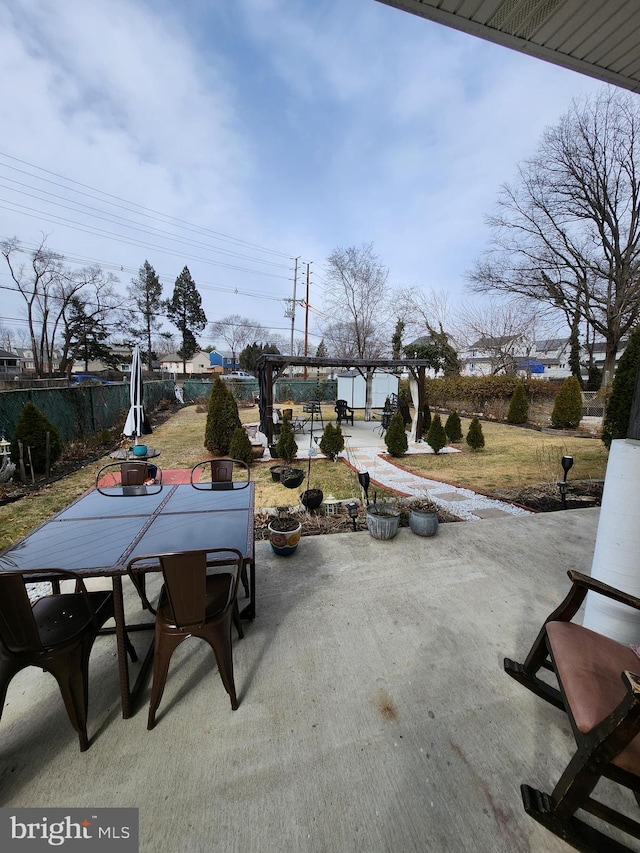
(70, 343, 132, 375)
(160, 351, 211, 375)
(208, 350, 240, 372)
(460, 335, 531, 376)
(0, 349, 20, 377)
(14, 347, 63, 374)
(528, 338, 572, 380)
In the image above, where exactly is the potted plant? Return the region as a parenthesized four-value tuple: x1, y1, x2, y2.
(268, 508, 302, 556)
(300, 488, 323, 510)
(366, 501, 401, 540)
(280, 467, 305, 489)
(408, 499, 439, 537)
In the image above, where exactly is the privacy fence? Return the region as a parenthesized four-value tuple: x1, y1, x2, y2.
(0, 381, 175, 444)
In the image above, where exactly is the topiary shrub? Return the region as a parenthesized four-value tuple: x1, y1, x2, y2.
(275, 415, 298, 463)
(422, 401, 432, 435)
(426, 413, 447, 454)
(466, 415, 485, 450)
(319, 422, 345, 460)
(551, 376, 583, 429)
(602, 324, 640, 448)
(507, 381, 529, 424)
(444, 410, 463, 442)
(205, 377, 241, 455)
(11, 401, 62, 476)
(229, 427, 254, 466)
(385, 411, 408, 457)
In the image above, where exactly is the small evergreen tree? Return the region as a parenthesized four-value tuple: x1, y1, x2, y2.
(319, 422, 345, 460)
(204, 376, 241, 454)
(602, 324, 640, 448)
(275, 416, 298, 463)
(444, 410, 463, 442)
(229, 426, 254, 466)
(507, 382, 529, 425)
(422, 401, 432, 435)
(551, 376, 583, 429)
(11, 401, 62, 475)
(466, 416, 485, 450)
(426, 413, 447, 454)
(385, 411, 408, 457)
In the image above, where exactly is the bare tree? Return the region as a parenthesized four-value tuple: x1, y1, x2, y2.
(209, 315, 265, 365)
(468, 89, 640, 386)
(323, 243, 389, 358)
(2, 236, 120, 376)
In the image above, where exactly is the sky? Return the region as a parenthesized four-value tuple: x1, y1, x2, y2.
(0, 0, 607, 354)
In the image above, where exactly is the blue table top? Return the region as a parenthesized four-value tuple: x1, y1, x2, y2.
(0, 483, 255, 576)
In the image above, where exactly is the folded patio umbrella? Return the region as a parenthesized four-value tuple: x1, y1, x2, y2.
(123, 344, 152, 443)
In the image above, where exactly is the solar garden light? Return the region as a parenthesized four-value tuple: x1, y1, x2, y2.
(558, 455, 574, 510)
(346, 501, 359, 531)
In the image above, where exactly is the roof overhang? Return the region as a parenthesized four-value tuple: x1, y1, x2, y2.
(375, 1, 640, 93)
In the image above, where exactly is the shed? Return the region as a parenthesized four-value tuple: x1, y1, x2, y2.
(337, 371, 399, 409)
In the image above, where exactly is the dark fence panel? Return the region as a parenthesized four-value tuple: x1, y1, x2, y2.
(0, 381, 175, 443)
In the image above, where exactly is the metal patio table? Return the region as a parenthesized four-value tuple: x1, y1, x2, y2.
(0, 482, 256, 719)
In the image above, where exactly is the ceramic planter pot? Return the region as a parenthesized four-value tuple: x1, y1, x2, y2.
(409, 508, 439, 537)
(366, 504, 400, 540)
(251, 443, 265, 460)
(268, 519, 302, 556)
(300, 488, 324, 510)
(132, 444, 147, 457)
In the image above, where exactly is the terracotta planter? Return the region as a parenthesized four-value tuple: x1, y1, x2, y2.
(409, 508, 439, 537)
(366, 504, 400, 540)
(268, 519, 302, 556)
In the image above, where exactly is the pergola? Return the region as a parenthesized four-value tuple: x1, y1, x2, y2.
(257, 355, 434, 444)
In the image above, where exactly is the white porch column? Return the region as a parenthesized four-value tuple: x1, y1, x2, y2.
(582, 439, 640, 643)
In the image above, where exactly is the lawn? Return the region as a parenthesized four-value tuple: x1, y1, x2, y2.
(399, 417, 609, 491)
(0, 404, 609, 551)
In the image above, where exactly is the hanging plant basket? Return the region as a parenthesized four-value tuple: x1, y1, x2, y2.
(280, 467, 305, 489)
(300, 488, 324, 510)
(270, 464, 285, 483)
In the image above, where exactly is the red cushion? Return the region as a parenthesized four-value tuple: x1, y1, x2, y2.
(547, 621, 640, 774)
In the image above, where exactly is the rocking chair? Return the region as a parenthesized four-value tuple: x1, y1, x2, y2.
(504, 569, 640, 851)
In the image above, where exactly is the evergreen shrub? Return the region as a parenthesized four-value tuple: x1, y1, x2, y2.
(444, 410, 463, 442)
(319, 422, 345, 460)
(466, 416, 485, 450)
(507, 382, 529, 424)
(275, 416, 298, 463)
(426, 413, 447, 454)
(229, 427, 254, 466)
(385, 411, 408, 457)
(551, 376, 583, 429)
(11, 401, 62, 475)
(602, 324, 640, 448)
(204, 377, 241, 455)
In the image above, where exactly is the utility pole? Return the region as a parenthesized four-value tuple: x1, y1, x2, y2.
(285, 257, 300, 379)
(303, 261, 312, 379)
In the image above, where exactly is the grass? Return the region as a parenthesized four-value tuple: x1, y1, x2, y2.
(0, 405, 609, 551)
(400, 417, 609, 491)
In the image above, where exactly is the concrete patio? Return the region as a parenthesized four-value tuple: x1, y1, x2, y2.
(1, 507, 634, 852)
